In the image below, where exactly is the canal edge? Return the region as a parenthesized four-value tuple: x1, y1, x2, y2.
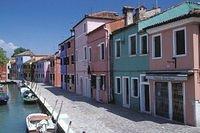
(25, 82, 74, 133)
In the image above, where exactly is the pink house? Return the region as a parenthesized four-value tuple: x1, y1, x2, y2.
(87, 19, 124, 103)
(73, 11, 121, 97)
(146, 10, 200, 126)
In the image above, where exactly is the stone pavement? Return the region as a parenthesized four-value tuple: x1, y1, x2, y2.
(33, 83, 200, 133)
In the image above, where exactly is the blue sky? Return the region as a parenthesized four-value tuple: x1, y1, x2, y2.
(0, 0, 189, 57)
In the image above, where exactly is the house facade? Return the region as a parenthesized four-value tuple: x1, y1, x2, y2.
(74, 11, 121, 97)
(49, 52, 61, 87)
(34, 57, 50, 83)
(87, 19, 124, 103)
(145, 7, 200, 126)
(66, 36, 76, 92)
(59, 36, 74, 90)
(8, 58, 17, 80)
(15, 51, 33, 80)
(111, 6, 160, 111)
(0, 65, 7, 82)
(23, 55, 47, 81)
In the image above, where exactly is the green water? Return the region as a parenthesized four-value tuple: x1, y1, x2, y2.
(0, 84, 42, 133)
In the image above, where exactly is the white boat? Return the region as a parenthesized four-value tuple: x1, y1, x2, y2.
(26, 113, 56, 133)
(26, 100, 63, 133)
(20, 87, 30, 97)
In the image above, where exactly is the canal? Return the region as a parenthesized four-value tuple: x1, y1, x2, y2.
(0, 84, 42, 133)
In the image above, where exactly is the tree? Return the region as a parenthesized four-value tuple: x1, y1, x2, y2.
(0, 47, 8, 65)
(12, 47, 30, 57)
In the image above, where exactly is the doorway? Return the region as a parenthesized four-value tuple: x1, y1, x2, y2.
(155, 82, 169, 118)
(140, 74, 150, 113)
(122, 77, 130, 108)
(172, 82, 184, 123)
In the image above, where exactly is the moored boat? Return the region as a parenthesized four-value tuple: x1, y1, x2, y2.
(26, 100, 63, 133)
(0, 85, 9, 105)
(23, 90, 38, 104)
(26, 113, 55, 133)
(20, 87, 30, 97)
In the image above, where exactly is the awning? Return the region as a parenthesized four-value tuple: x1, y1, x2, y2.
(146, 70, 194, 81)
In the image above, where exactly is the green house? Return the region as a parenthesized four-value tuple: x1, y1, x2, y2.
(111, 1, 200, 111)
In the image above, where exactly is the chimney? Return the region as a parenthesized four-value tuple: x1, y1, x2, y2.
(123, 6, 134, 26)
(135, 6, 147, 21)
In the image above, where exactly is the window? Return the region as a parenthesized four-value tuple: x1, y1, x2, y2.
(66, 57, 69, 65)
(88, 47, 92, 61)
(173, 27, 186, 56)
(152, 34, 162, 58)
(61, 75, 63, 83)
(99, 43, 105, 60)
(67, 75, 70, 83)
(115, 77, 121, 94)
(71, 55, 74, 64)
(84, 23, 87, 33)
(67, 42, 71, 48)
(140, 35, 148, 55)
(84, 46, 87, 59)
(64, 75, 67, 83)
(129, 34, 137, 56)
(131, 78, 138, 97)
(115, 39, 121, 58)
(71, 75, 75, 84)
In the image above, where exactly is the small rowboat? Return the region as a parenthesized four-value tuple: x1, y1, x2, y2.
(20, 87, 30, 97)
(26, 100, 63, 133)
(23, 91, 38, 104)
(26, 113, 56, 133)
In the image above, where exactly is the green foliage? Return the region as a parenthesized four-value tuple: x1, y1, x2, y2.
(12, 47, 29, 57)
(0, 47, 8, 65)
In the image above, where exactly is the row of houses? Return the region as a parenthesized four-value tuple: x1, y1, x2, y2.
(9, 1, 200, 127)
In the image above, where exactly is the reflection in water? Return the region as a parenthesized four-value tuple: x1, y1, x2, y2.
(0, 84, 42, 133)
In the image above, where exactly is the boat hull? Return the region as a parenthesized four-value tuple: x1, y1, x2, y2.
(0, 99, 8, 105)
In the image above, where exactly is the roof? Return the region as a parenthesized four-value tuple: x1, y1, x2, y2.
(145, 9, 200, 30)
(112, 1, 200, 35)
(87, 17, 124, 35)
(73, 11, 121, 29)
(14, 51, 33, 57)
(58, 36, 74, 46)
(139, 1, 200, 31)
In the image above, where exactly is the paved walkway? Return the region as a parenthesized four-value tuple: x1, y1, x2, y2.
(32, 83, 200, 133)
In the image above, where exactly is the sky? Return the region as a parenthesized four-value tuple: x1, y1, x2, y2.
(0, 0, 193, 57)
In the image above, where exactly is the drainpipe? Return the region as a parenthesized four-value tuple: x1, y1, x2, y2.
(104, 26, 111, 103)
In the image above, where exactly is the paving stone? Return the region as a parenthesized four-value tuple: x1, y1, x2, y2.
(34, 83, 200, 133)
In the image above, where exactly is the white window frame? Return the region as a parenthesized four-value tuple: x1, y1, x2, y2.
(131, 77, 139, 98)
(140, 34, 148, 55)
(83, 46, 87, 60)
(88, 47, 92, 62)
(173, 27, 187, 57)
(83, 22, 87, 33)
(98, 42, 105, 60)
(152, 33, 162, 59)
(128, 34, 137, 57)
(115, 77, 121, 94)
(115, 39, 121, 59)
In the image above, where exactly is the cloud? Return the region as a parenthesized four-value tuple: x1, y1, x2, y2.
(0, 39, 19, 57)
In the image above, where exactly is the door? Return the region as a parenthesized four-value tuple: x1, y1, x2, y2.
(155, 82, 169, 118)
(172, 83, 184, 123)
(80, 77, 83, 95)
(96, 77, 100, 102)
(144, 85, 150, 112)
(123, 77, 130, 108)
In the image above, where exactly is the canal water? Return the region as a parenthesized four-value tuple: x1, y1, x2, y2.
(0, 84, 42, 133)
